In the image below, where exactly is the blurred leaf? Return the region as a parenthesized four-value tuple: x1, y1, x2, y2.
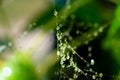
(0, 51, 36, 80)
(0, 0, 50, 39)
(103, 3, 120, 65)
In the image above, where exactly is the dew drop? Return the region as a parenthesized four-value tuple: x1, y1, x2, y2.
(64, 32, 69, 36)
(88, 53, 92, 57)
(69, 78, 73, 80)
(8, 42, 12, 47)
(57, 51, 60, 56)
(62, 65, 65, 68)
(89, 68, 93, 72)
(67, 55, 70, 59)
(67, 5, 71, 9)
(56, 26, 60, 30)
(0, 45, 6, 53)
(32, 22, 36, 26)
(78, 69, 81, 72)
(88, 46, 92, 52)
(92, 75, 96, 79)
(99, 27, 103, 32)
(75, 68, 78, 72)
(99, 73, 103, 77)
(93, 32, 98, 37)
(85, 41, 88, 44)
(54, 11, 58, 17)
(87, 64, 90, 67)
(20, 31, 28, 38)
(95, 72, 98, 75)
(85, 73, 87, 76)
(90, 59, 95, 65)
(2, 67, 12, 77)
(61, 15, 65, 19)
(73, 74, 78, 79)
(76, 30, 80, 34)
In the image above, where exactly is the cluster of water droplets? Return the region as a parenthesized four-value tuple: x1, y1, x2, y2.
(56, 20, 105, 79)
(54, 0, 105, 78)
(56, 23, 81, 79)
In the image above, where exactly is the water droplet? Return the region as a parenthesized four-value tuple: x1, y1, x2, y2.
(95, 72, 98, 75)
(21, 31, 28, 38)
(87, 64, 90, 67)
(67, 55, 70, 59)
(92, 75, 96, 79)
(2, 67, 12, 77)
(99, 27, 103, 32)
(76, 30, 80, 34)
(0, 45, 6, 53)
(90, 59, 95, 65)
(57, 51, 60, 56)
(67, 5, 71, 9)
(93, 32, 98, 37)
(89, 68, 93, 72)
(67, 45, 71, 49)
(32, 22, 36, 26)
(88, 46, 92, 52)
(73, 74, 78, 79)
(64, 32, 69, 36)
(54, 11, 58, 17)
(69, 78, 73, 80)
(75, 68, 78, 72)
(61, 15, 65, 19)
(62, 65, 65, 68)
(85, 73, 87, 76)
(78, 69, 81, 72)
(88, 53, 92, 57)
(99, 73, 103, 77)
(8, 42, 12, 47)
(56, 26, 60, 30)
(85, 41, 88, 44)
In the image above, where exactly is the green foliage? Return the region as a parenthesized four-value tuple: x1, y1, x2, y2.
(104, 3, 120, 65)
(0, 51, 36, 80)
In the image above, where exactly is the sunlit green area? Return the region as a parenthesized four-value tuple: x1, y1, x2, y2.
(0, 0, 120, 80)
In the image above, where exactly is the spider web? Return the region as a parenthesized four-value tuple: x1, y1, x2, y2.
(52, 0, 104, 80)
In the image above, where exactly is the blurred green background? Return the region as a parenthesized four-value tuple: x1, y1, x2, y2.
(0, 0, 120, 80)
